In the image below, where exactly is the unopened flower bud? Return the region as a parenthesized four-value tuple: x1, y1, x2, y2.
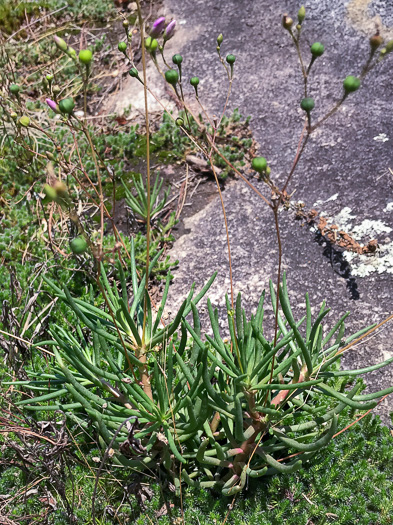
(298, 6, 306, 24)
(311, 42, 324, 57)
(43, 184, 57, 201)
(343, 75, 360, 94)
(66, 46, 77, 60)
(19, 116, 30, 127)
(54, 181, 68, 198)
(165, 69, 179, 86)
(46, 98, 59, 113)
(164, 20, 176, 41)
(53, 35, 68, 52)
(145, 37, 158, 53)
(217, 33, 223, 46)
(282, 15, 293, 31)
(251, 157, 267, 173)
(79, 49, 93, 65)
(175, 117, 184, 127)
(266, 166, 271, 177)
(46, 151, 55, 160)
(150, 16, 166, 38)
(380, 39, 393, 58)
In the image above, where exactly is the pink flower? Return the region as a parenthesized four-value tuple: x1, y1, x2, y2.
(46, 98, 59, 113)
(164, 20, 176, 41)
(150, 17, 166, 38)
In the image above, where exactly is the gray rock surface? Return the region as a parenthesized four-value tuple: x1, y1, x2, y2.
(160, 0, 393, 420)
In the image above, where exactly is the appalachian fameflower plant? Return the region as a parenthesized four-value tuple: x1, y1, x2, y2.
(11, 5, 393, 501)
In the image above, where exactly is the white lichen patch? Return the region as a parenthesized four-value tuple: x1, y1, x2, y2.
(351, 219, 392, 241)
(311, 205, 393, 276)
(373, 133, 389, 143)
(344, 242, 393, 277)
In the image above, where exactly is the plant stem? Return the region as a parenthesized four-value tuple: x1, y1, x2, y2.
(136, 0, 153, 402)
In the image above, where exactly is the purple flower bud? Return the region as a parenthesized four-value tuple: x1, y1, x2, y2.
(164, 20, 176, 41)
(150, 17, 166, 38)
(46, 98, 59, 113)
(53, 35, 68, 52)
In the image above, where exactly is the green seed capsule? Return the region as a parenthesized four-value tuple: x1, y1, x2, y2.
(46, 74, 54, 82)
(52, 85, 61, 95)
(343, 75, 360, 94)
(172, 53, 183, 65)
(165, 69, 179, 86)
(226, 54, 236, 65)
(66, 46, 77, 60)
(190, 76, 199, 87)
(123, 19, 129, 28)
(300, 97, 315, 112)
(19, 116, 30, 127)
(58, 97, 75, 115)
(10, 112, 17, 120)
(298, 6, 306, 24)
(70, 237, 88, 254)
(175, 117, 184, 127)
(79, 49, 93, 65)
(118, 41, 127, 53)
(251, 157, 267, 173)
(129, 67, 139, 78)
(311, 42, 324, 57)
(9, 84, 20, 95)
(217, 33, 223, 46)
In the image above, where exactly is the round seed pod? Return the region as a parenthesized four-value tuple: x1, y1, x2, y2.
(343, 75, 360, 94)
(251, 157, 267, 173)
(59, 97, 75, 115)
(370, 34, 383, 51)
(190, 76, 199, 87)
(79, 49, 93, 65)
(217, 33, 223, 46)
(298, 6, 306, 24)
(10, 112, 17, 120)
(175, 117, 184, 127)
(129, 68, 139, 78)
(165, 69, 179, 86)
(52, 85, 61, 95)
(311, 42, 324, 57)
(226, 54, 236, 65)
(70, 237, 88, 254)
(172, 54, 183, 65)
(46, 74, 54, 82)
(282, 15, 293, 30)
(123, 19, 129, 29)
(118, 41, 127, 53)
(19, 116, 30, 127)
(300, 97, 315, 112)
(9, 84, 20, 95)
